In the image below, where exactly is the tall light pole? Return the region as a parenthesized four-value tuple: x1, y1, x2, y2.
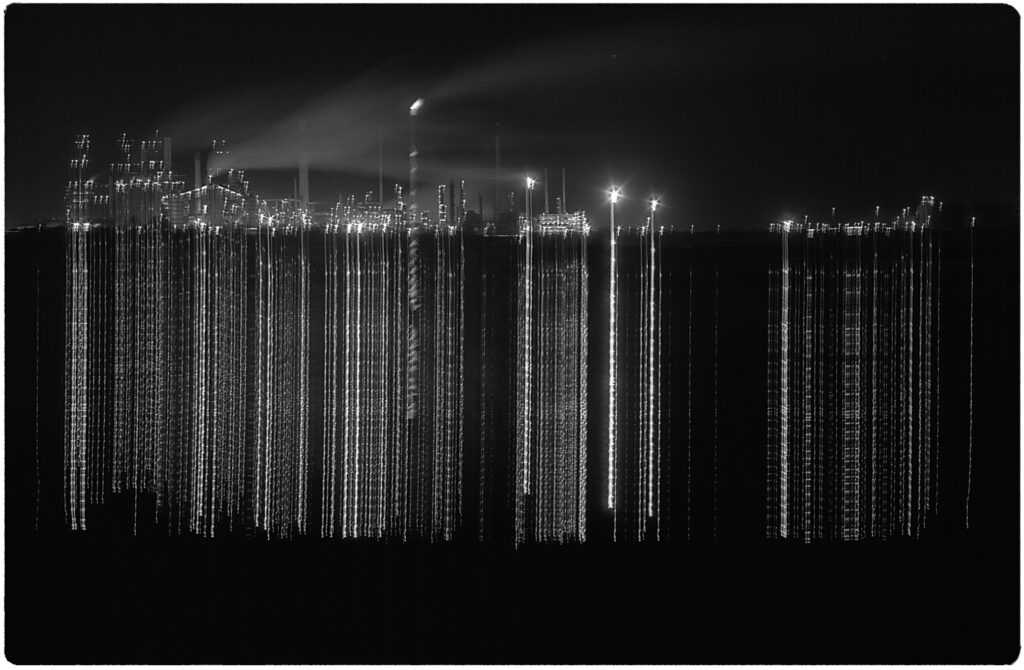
(647, 198, 659, 518)
(409, 98, 423, 225)
(522, 175, 536, 495)
(607, 186, 621, 511)
(407, 98, 425, 444)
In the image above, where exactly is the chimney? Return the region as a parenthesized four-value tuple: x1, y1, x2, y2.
(409, 103, 421, 224)
(299, 118, 309, 210)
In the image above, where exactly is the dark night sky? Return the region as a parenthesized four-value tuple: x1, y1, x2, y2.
(5, 3, 1019, 229)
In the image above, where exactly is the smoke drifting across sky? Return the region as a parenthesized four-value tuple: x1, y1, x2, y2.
(157, 24, 696, 220)
(7, 5, 1018, 227)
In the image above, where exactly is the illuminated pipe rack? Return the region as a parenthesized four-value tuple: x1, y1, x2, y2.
(767, 202, 940, 541)
(514, 209, 589, 544)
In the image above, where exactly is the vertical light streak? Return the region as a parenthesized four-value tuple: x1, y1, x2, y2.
(35, 227, 41, 529)
(779, 224, 791, 538)
(766, 226, 779, 537)
(647, 217, 656, 520)
(841, 226, 862, 540)
(935, 242, 942, 516)
(605, 207, 666, 541)
(523, 218, 533, 497)
(909, 225, 918, 533)
(654, 228, 663, 538)
(966, 218, 974, 529)
(406, 224, 420, 538)
(322, 222, 338, 537)
(577, 227, 589, 542)
(713, 242, 720, 540)
(607, 200, 617, 510)
(255, 223, 265, 530)
(688, 264, 694, 539)
(64, 223, 90, 530)
(342, 227, 353, 536)
(870, 228, 879, 535)
(515, 210, 588, 544)
(298, 221, 309, 535)
(769, 215, 941, 540)
(353, 222, 362, 537)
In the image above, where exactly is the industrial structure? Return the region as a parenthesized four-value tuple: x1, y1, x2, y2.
(59, 132, 593, 542)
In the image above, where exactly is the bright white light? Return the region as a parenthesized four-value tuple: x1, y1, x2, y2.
(650, 198, 660, 212)
(527, 177, 536, 189)
(609, 188, 621, 204)
(410, 98, 424, 115)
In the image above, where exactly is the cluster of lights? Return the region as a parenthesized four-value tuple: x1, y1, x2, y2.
(605, 186, 659, 211)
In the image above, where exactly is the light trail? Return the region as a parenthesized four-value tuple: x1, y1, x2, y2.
(604, 207, 666, 541)
(514, 211, 589, 544)
(966, 217, 974, 529)
(688, 264, 694, 539)
(647, 211, 657, 520)
(767, 203, 942, 540)
(607, 192, 618, 511)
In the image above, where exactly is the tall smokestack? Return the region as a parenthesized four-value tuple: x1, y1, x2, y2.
(409, 98, 423, 224)
(194, 152, 201, 190)
(409, 134, 416, 222)
(163, 137, 172, 174)
(299, 118, 309, 210)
